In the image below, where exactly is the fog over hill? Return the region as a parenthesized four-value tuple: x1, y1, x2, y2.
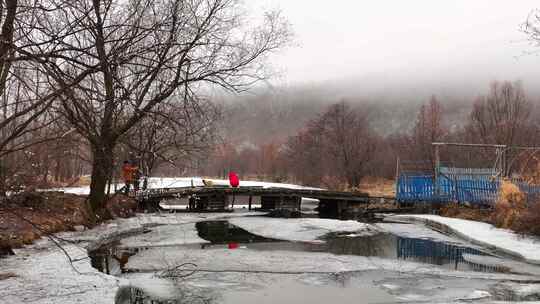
(218, 75, 540, 147)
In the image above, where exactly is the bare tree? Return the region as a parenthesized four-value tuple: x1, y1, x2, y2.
(320, 102, 376, 188)
(18, 0, 290, 217)
(283, 102, 376, 189)
(467, 81, 535, 146)
(121, 96, 220, 177)
(411, 95, 445, 166)
(283, 118, 327, 186)
(0, 1, 71, 194)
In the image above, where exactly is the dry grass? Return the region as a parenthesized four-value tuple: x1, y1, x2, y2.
(359, 177, 395, 197)
(440, 202, 492, 222)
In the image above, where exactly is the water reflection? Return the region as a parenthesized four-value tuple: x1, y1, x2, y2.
(319, 233, 503, 272)
(195, 221, 278, 244)
(91, 221, 505, 276)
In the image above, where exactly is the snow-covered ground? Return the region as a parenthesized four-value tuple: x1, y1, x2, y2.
(0, 244, 121, 304)
(228, 217, 377, 243)
(389, 215, 540, 264)
(54, 177, 321, 195)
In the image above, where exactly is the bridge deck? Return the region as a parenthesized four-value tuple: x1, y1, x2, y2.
(132, 186, 396, 218)
(132, 186, 378, 202)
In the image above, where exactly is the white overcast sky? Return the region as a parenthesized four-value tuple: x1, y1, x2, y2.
(248, 0, 540, 88)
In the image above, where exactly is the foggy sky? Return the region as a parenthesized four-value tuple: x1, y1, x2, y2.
(250, 1, 540, 93)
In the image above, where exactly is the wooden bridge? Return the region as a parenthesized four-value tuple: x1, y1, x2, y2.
(132, 186, 396, 218)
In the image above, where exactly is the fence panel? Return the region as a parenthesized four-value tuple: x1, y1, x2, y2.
(396, 174, 436, 203)
(397, 166, 540, 205)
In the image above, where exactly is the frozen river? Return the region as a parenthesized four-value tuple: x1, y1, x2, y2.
(88, 216, 540, 304)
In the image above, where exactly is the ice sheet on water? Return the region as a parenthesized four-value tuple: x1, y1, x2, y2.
(376, 273, 493, 303)
(125, 246, 539, 283)
(376, 222, 469, 245)
(120, 273, 180, 300)
(228, 216, 377, 243)
(120, 223, 210, 248)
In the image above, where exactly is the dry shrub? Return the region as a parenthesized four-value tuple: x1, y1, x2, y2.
(512, 202, 540, 236)
(491, 180, 527, 229)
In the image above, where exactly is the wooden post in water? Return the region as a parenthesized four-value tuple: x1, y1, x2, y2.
(248, 195, 252, 211)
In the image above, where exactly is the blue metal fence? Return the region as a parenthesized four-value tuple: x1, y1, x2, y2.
(396, 167, 540, 205)
(396, 174, 437, 203)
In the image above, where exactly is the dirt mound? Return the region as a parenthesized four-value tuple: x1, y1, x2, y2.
(106, 194, 138, 218)
(0, 191, 137, 254)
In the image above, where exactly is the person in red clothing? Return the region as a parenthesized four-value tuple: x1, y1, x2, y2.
(229, 171, 239, 188)
(229, 171, 240, 208)
(121, 160, 137, 194)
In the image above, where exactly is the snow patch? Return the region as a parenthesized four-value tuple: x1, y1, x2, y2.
(458, 290, 491, 300)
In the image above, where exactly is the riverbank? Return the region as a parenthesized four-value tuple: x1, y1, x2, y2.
(0, 192, 138, 252)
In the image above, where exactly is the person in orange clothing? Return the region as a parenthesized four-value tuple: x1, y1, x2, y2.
(121, 160, 136, 194)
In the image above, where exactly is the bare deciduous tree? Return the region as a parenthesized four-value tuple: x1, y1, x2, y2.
(121, 96, 220, 177)
(320, 102, 376, 188)
(411, 95, 445, 166)
(467, 81, 535, 146)
(284, 101, 376, 189)
(18, 0, 290, 217)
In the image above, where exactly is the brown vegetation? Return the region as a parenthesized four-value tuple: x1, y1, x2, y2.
(440, 202, 493, 222)
(0, 192, 137, 251)
(489, 180, 540, 236)
(491, 181, 527, 229)
(358, 177, 396, 197)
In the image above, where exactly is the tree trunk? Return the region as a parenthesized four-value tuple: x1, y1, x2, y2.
(88, 142, 115, 222)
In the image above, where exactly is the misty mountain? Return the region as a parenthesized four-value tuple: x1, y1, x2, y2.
(217, 76, 534, 147)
